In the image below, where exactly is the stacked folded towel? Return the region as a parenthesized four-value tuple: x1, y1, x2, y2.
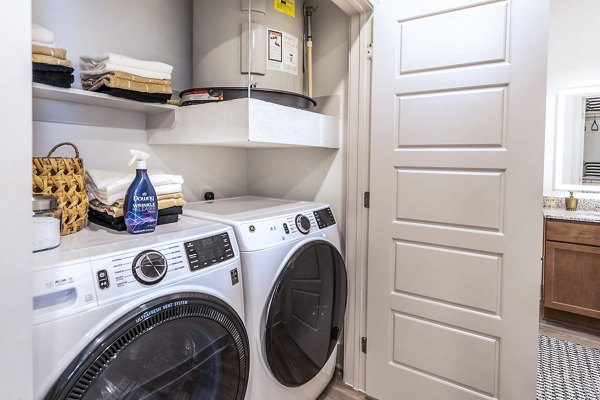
(86, 169, 186, 231)
(80, 53, 173, 103)
(32, 23, 74, 88)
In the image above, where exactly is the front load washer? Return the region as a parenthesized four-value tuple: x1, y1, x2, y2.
(33, 216, 249, 400)
(183, 196, 347, 400)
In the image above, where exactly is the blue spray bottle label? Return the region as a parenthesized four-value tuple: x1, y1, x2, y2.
(124, 170, 158, 234)
(123, 150, 158, 234)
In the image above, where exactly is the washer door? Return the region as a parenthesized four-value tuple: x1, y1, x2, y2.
(265, 240, 347, 387)
(45, 293, 249, 400)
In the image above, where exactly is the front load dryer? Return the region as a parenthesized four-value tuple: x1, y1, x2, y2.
(32, 216, 249, 400)
(183, 196, 347, 400)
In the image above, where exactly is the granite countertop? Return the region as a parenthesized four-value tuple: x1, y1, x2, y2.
(543, 208, 600, 223)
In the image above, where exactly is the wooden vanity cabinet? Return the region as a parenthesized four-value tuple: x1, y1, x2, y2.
(543, 218, 600, 330)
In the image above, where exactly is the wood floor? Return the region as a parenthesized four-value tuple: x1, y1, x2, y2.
(539, 318, 600, 349)
(317, 370, 364, 400)
(317, 320, 600, 400)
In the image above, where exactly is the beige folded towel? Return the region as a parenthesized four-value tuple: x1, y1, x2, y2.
(81, 71, 170, 85)
(89, 193, 186, 218)
(82, 73, 172, 94)
(32, 45, 67, 60)
(32, 54, 72, 67)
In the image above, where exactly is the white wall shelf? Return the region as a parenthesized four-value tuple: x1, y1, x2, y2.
(33, 84, 339, 149)
(32, 83, 178, 114)
(32, 83, 178, 130)
(148, 98, 340, 149)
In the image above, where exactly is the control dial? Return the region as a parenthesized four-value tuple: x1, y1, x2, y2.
(295, 214, 311, 235)
(132, 250, 168, 285)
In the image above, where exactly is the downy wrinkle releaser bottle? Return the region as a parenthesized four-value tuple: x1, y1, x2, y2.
(123, 150, 158, 234)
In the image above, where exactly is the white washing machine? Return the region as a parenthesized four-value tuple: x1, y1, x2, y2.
(33, 216, 249, 400)
(183, 196, 347, 400)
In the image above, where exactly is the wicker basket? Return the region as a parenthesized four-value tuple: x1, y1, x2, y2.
(32, 142, 88, 235)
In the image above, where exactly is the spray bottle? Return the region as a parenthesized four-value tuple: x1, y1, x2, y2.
(123, 150, 158, 234)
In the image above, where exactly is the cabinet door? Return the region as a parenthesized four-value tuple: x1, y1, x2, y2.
(545, 241, 600, 318)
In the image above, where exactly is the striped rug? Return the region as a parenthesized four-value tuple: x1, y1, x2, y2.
(538, 335, 600, 399)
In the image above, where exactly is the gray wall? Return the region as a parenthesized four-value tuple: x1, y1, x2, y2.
(248, 0, 350, 242)
(32, 0, 248, 200)
(32, 0, 193, 91)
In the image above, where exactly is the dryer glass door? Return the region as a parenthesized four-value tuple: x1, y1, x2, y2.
(265, 240, 347, 387)
(46, 293, 249, 400)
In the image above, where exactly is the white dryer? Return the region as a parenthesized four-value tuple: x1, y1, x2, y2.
(33, 216, 249, 400)
(183, 196, 347, 400)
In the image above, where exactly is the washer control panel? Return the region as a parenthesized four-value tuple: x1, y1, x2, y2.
(184, 232, 235, 272)
(90, 230, 238, 305)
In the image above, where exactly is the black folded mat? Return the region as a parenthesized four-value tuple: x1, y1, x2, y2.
(95, 86, 171, 104)
(32, 62, 74, 74)
(33, 71, 74, 88)
(88, 207, 182, 231)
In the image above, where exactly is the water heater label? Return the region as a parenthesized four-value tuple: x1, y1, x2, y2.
(267, 29, 298, 76)
(274, 0, 295, 18)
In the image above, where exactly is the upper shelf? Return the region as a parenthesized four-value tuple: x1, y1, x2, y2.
(32, 84, 340, 149)
(32, 83, 178, 130)
(32, 83, 178, 114)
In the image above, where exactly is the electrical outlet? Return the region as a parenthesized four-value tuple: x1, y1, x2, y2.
(200, 187, 215, 201)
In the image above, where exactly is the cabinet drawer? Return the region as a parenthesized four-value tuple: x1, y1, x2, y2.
(546, 218, 600, 246)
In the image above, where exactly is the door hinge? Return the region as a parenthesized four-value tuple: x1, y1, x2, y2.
(361, 337, 367, 354)
(363, 192, 370, 209)
(367, 43, 373, 61)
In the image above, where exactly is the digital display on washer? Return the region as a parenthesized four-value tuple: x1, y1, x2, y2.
(313, 207, 336, 229)
(184, 232, 234, 271)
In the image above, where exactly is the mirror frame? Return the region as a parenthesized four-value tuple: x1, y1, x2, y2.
(554, 86, 600, 193)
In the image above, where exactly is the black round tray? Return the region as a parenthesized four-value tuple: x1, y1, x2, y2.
(180, 87, 316, 111)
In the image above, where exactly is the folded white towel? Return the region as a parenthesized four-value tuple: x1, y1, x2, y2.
(86, 169, 184, 194)
(80, 53, 173, 75)
(88, 183, 183, 206)
(32, 23, 55, 44)
(32, 40, 56, 48)
(78, 63, 171, 80)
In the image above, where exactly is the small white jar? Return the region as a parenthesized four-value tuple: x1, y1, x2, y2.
(32, 195, 61, 252)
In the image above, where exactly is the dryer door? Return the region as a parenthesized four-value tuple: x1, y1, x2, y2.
(45, 293, 249, 400)
(265, 240, 347, 387)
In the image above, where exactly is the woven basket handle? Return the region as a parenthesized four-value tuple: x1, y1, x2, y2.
(47, 142, 80, 158)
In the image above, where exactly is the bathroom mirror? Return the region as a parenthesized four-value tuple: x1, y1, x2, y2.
(545, 0, 600, 195)
(554, 87, 600, 192)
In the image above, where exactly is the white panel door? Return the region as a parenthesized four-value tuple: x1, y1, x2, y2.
(366, 1, 548, 399)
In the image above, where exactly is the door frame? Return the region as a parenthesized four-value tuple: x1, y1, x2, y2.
(343, 9, 373, 392)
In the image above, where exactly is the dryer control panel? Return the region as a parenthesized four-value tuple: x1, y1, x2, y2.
(236, 208, 338, 251)
(313, 207, 336, 229)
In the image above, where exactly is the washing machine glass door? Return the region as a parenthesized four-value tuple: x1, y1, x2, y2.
(265, 240, 347, 387)
(46, 293, 249, 400)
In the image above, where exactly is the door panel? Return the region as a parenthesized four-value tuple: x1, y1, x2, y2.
(395, 169, 504, 230)
(366, 0, 548, 399)
(398, 2, 508, 74)
(392, 313, 498, 396)
(394, 241, 501, 313)
(397, 87, 506, 147)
